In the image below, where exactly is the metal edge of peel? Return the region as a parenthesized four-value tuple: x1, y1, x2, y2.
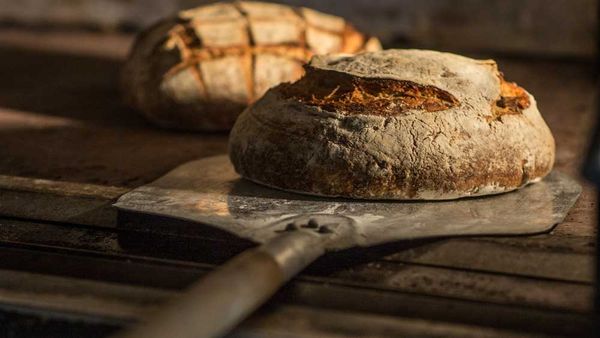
(113, 154, 582, 248)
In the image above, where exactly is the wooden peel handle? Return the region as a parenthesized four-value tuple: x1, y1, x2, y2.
(114, 230, 326, 338)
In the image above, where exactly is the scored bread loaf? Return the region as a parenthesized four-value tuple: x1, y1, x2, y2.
(229, 49, 555, 200)
(121, 1, 381, 131)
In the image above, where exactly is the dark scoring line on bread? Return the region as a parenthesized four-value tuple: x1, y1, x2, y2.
(278, 68, 460, 116)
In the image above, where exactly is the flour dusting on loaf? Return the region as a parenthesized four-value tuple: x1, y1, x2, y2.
(229, 49, 555, 200)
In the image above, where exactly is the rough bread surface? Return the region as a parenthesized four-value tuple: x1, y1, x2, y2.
(229, 49, 555, 200)
(121, 1, 381, 131)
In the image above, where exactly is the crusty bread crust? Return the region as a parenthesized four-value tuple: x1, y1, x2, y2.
(121, 1, 381, 131)
(229, 49, 555, 200)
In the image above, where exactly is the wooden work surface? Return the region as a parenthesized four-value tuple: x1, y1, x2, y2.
(0, 30, 596, 337)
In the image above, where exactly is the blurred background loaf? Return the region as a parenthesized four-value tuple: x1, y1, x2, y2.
(120, 1, 381, 131)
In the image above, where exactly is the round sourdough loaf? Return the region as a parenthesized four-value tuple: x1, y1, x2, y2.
(121, 1, 381, 131)
(229, 49, 555, 200)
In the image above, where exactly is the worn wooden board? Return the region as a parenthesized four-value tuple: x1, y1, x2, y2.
(0, 30, 596, 337)
(0, 175, 126, 226)
(0, 244, 593, 337)
(0, 270, 552, 338)
(0, 217, 593, 315)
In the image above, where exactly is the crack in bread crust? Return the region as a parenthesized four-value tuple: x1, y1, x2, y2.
(491, 75, 531, 120)
(278, 68, 460, 116)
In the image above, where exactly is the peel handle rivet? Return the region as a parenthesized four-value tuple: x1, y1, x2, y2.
(285, 223, 299, 231)
(307, 219, 319, 228)
(318, 225, 333, 234)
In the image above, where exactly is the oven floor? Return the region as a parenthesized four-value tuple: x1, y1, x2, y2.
(0, 29, 595, 337)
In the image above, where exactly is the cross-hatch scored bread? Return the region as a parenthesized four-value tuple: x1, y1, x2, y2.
(229, 50, 555, 200)
(121, 1, 381, 131)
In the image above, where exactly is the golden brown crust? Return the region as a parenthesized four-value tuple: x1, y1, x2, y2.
(122, 1, 382, 131)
